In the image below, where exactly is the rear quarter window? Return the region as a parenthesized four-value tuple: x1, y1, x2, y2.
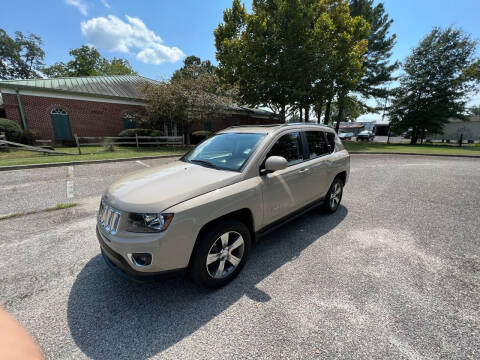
(324, 132, 336, 153)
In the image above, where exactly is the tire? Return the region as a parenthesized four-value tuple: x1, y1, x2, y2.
(190, 219, 251, 288)
(321, 177, 343, 213)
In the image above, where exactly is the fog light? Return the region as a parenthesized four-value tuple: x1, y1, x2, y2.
(131, 253, 152, 266)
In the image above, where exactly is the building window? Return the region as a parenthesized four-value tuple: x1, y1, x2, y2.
(51, 107, 68, 115)
(123, 112, 136, 129)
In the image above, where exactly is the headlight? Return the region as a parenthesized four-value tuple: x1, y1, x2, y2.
(126, 212, 174, 233)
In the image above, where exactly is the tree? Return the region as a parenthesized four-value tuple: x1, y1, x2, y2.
(214, 0, 369, 124)
(330, 0, 397, 129)
(469, 105, 480, 116)
(171, 55, 216, 81)
(349, 0, 397, 99)
(99, 57, 137, 75)
(389, 27, 480, 144)
(330, 95, 371, 122)
(0, 29, 45, 79)
(43, 45, 137, 77)
(141, 59, 236, 143)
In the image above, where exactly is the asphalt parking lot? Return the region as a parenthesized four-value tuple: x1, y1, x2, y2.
(0, 154, 479, 359)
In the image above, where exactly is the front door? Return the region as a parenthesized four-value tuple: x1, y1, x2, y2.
(50, 108, 72, 140)
(260, 131, 312, 225)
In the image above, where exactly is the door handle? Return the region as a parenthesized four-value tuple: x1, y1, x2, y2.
(298, 168, 310, 174)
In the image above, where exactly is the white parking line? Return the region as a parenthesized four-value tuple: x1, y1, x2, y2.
(136, 160, 151, 168)
(67, 166, 74, 199)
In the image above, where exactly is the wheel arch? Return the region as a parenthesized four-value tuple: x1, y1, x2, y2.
(187, 208, 255, 269)
(335, 170, 347, 185)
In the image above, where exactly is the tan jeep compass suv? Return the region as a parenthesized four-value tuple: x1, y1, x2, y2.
(97, 123, 350, 288)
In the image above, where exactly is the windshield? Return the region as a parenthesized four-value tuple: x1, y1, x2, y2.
(183, 132, 266, 171)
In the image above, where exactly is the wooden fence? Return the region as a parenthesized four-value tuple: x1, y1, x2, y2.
(0, 138, 73, 155)
(73, 134, 184, 155)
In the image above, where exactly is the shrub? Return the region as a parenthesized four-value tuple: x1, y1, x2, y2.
(150, 129, 164, 137)
(20, 129, 40, 145)
(0, 118, 22, 143)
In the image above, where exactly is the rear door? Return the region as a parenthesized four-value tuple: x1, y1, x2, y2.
(303, 130, 334, 199)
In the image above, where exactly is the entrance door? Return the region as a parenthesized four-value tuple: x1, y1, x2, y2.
(50, 108, 72, 140)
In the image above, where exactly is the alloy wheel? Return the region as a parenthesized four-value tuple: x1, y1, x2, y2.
(206, 231, 245, 279)
(329, 182, 342, 210)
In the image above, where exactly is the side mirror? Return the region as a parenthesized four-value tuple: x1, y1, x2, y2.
(264, 156, 288, 172)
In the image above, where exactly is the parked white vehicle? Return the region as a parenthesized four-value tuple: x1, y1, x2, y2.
(97, 123, 350, 288)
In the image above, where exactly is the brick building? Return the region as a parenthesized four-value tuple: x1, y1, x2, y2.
(0, 75, 277, 143)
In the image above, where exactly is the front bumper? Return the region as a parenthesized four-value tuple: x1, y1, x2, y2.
(97, 227, 186, 282)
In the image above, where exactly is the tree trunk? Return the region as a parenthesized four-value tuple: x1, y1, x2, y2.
(299, 107, 303, 122)
(335, 95, 345, 133)
(304, 105, 310, 122)
(324, 97, 332, 124)
(410, 126, 418, 145)
(184, 121, 191, 145)
(316, 100, 323, 123)
(335, 103, 343, 133)
(279, 105, 286, 122)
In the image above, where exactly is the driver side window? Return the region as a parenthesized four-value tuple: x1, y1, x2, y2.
(266, 132, 303, 166)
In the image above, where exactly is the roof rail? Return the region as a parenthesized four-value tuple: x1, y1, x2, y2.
(225, 124, 283, 129)
(284, 122, 324, 125)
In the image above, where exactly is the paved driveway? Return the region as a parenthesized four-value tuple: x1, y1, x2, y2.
(0, 154, 479, 359)
(0, 157, 178, 216)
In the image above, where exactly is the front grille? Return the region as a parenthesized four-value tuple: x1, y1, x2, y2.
(98, 200, 122, 235)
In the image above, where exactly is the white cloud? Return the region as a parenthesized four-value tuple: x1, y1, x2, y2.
(65, 0, 88, 16)
(80, 15, 184, 65)
(100, 0, 111, 9)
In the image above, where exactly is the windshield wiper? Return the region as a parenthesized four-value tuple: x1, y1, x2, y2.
(189, 159, 219, 169)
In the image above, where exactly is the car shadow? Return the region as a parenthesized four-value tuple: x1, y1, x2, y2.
(67, 205, 347, 359)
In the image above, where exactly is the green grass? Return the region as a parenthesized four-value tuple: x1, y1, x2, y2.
(0, 146, 190, 167)
(0, 202, 77, 220)
(343, 141, 480, 156)
(46, 202, 78, 211)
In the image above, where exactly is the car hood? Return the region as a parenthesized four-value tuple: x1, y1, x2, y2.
(104, 161, 242, 213)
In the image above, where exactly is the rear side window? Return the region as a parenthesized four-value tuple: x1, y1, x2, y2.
(305, 131, 329, 158)
(266, 132, 303, 165)
(324, 132, 336, 153)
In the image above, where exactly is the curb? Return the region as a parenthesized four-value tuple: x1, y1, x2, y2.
(0, 154, 183, 171)
(349, 151, 480, 159)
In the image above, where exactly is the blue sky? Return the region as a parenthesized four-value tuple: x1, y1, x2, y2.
(2, 0, 479, 110)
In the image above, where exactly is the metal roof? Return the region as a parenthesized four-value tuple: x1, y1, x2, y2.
(0, 75, 158, 101)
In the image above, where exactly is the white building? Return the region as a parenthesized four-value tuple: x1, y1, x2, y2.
(428, 116, 480, 142)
